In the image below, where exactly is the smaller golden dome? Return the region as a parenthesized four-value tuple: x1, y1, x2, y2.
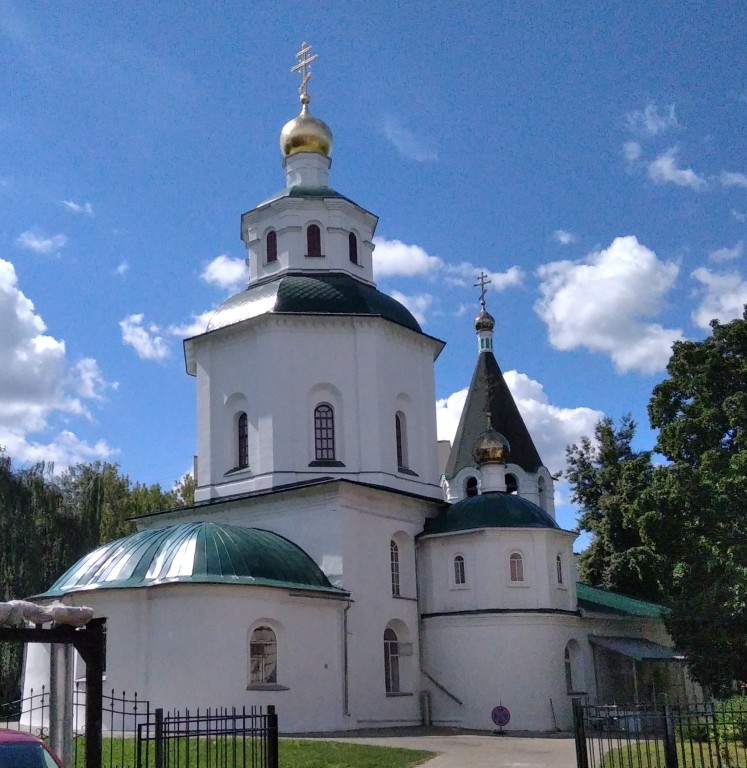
(475, 307, 495, 333)
(280, 95, 333, 158)
(472, 427, 510, 466)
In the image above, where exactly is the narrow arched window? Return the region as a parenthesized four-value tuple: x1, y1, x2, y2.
(395, 412, 408, 470)
(454, 555, 466, 585)
(509, 552, 524, 582)
(266, 230, 277, 263)
(390, 540, 400, 596)
(249, 626, 277, 685)
(465, 476, 478, 497)
(307, 224, 322, 257)
(238, 412, 249, 469)
(348, 232, 358, 264)
(506, 473, 518, 494)
(314, 404, 335, 460)
(384, 627, 400, 693)
(565, 645, 573, 693)
(556, 554, 563, 584)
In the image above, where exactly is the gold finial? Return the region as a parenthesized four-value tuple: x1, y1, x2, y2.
(291, 42, 318, 107)
(474, 271, 491, 310)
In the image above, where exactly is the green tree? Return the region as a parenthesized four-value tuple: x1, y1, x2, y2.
(645, 308, 747, 693)
(566, 415, 663, 601)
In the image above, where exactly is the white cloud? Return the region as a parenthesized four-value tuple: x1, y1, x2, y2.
(373, 238, 443, 277)
(435, 374, 603, 475)
(721, 171, 747, 190)
(60, 200, 94, 217)
(535, 235, 683, 374)
(390, 291, 433, 325)
(623, 141, 643, 164)
(201, 254, 247, 292)
(0, 257, 115, 468)
(16, 230, 68, 254)
(373, 237, 523, 292)
(382, 118, 437, 162)
(709, 241, 743, 262)
(119, 314, 169, 360)
(626, 103, 680, 136)
(691, 268, 747, 330)
(553, 229, 577, 245)
(168, 311, 214, 338)
(647, 149, 707, 189)
(115, 261, 129, 276)
(732, 210, 747, 223)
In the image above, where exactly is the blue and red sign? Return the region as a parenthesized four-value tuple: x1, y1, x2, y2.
(491, 705, 511, 727)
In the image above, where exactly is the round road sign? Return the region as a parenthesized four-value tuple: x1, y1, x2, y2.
(491, 705, 511, 727)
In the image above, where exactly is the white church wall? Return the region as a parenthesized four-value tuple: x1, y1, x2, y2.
(422, 613, 584, 731)
(191, 314, 442, 501)
(25, 585, 348, 733)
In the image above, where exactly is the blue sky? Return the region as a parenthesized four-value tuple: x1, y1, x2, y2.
(2, 1, 745, 538)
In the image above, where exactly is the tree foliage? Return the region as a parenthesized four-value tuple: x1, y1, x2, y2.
(646, 309, 747, 694)
(0, 455, 187, 705)
(566, 415, 663, 602)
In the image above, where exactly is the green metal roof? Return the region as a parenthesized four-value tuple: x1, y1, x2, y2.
(38, 523, 346, 597)
(422, 492, 560, 536)
(260, 185, 357, 207)
(206, 272, 422, 333)
(577, 583, 667, 619)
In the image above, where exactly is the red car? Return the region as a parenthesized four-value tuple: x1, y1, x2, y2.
(0, 729, 65, 767)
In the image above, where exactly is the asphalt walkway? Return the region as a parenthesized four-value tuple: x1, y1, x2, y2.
(297, 727, 578, 768)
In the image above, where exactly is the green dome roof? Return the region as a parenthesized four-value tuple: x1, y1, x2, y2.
(40, 523, 344, 597)
(206, 272, 422, 334)
(422, 493, 560, 536)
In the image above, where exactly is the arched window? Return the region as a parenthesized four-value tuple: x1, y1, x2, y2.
(266, 230, 277, 263)
(454, 555, 466, 585)
(565, 640, 581, 694)
(564, 645, 573, 693)
(314, 404, 335, 460)
(390, 540, 400, 596)
(465, 476, 478, 497)
(306, 224, 322, 257)
(509, 552, 524, 582)
(383, 627, 400, 693)
(238, 412, 249, 469)
(395, 412, 408, 470)
(249, 626, 277, 685)
(506, 473, 518, 494)
(348, 232, 358, 264)
(556, 554, 563, 584)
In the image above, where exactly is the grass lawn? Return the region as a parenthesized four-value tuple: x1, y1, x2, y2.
(72, 736, 436, 767)
(598, 739, 747, 767)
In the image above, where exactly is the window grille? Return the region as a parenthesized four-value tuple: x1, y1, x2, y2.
(384, 628, 400, 693)
(238, 412, 249, 469)
(509, 552, 524, 582)
(390, 540, 400, 596)
(307, 224, 322, 257)
(556, 554, 563, 584)
(454, 555, 466, 585)
(314, 404, 335, 460)
(249, 626, 277, 685)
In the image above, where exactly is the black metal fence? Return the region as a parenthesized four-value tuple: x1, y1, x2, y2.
(573, 699, 747, 767)
(1, 688, 277, 768)
(136, 705, 278, 768)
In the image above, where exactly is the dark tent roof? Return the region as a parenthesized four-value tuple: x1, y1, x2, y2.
(444, 350, 544, 478)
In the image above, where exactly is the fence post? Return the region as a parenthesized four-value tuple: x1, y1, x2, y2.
(662, 704, 679, 768)
(572, 699, 589, 768)
(267, 705, 279, 768)
(154, 708, 164, 768)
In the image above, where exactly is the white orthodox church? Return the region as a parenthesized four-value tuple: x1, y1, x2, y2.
(24, 48, 688, 733)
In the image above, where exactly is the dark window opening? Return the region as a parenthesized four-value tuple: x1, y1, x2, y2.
(314, 404, 335, 460)
(349, 232, 358, 264)
(506, 473, 518, 494)
(238, 412, 249, 469)
(465, 476, 478, 497)
(307, 224, 322, 257)
(266, 231, 277, 263)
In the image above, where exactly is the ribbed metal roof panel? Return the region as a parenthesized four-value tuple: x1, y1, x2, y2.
(39, 523, 345, 597)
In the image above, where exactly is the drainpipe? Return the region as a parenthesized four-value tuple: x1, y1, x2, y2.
(343, 600, 352, 716)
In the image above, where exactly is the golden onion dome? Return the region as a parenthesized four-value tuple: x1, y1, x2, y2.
(472, 427, 510, 466)
(280, 94, 333, 158)
(475, 307, 495, 333)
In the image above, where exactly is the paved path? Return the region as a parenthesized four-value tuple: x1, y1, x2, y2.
(298, 728, 578, 768)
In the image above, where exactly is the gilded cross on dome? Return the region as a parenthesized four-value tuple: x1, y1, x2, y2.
(474, 271, 491, 308)
(291, 42, 318, 98)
